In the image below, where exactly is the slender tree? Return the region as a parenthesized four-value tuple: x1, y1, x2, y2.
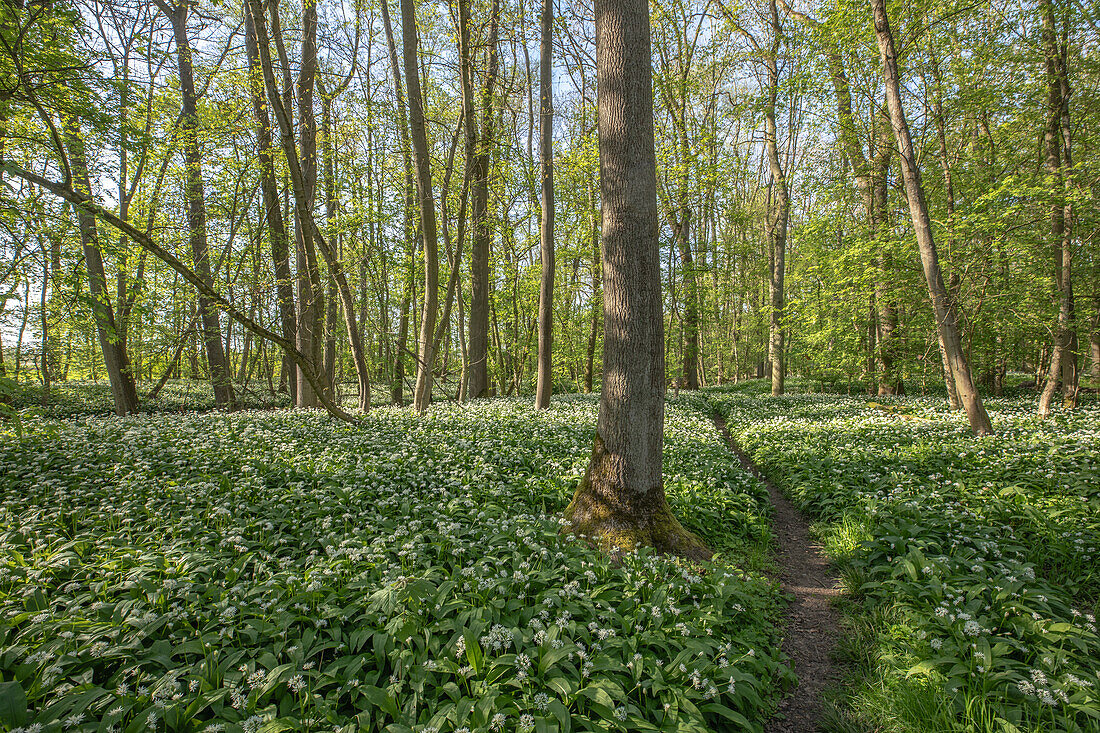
(64, 122, 139, 415)
(244, 0, 297, 405)
(1038, 0, 1077, 417)
(871, 0, 992, 436)
(156, 0, 235, 410)
(401, 0, 440, 412)
(535, 0, 555, 409)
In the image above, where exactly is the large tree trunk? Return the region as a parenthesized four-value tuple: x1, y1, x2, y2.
(535, 0, 555, 409)
(872, 0, 992, 435)
(244, 0, 297, 406)
(65, 123, 139, 415)
(466, 0, 501, 400)
(564, 0, 709, 560)
(158, 0, 235, 410)
(401, 0, 440, 413)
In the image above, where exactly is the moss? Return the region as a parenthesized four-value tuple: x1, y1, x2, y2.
(564, 433, 712, 562)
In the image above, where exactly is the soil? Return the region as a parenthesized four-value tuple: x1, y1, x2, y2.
(713, 416, 842, 733)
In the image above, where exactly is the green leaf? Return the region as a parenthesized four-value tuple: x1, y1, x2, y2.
(0, 681, 27, 727)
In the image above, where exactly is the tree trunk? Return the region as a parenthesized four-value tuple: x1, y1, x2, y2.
(39, 243, 51, 402)
(872, 109, 901, 396)
(159, 0, 235, 410)
(584, 168, 601, 393)
(535, 0, 554, 409)
(320, 92, 340, 400)
(1038, 0, 1077, 416)
(380, 0, 417, 406)
(401, 0, 440, 413)
(764, 0, 787, 397)
(244, 0, 297, 406)
(466, 0, 501, 400)
(65, 126, 139, 415)
(872, 0, 992, 435)
(1089, 301, 1100, 385)
(293, 0, 324, 408)
(564, 0, 709, 560)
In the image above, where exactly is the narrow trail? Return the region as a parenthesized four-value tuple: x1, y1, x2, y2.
(713, 415, 842, 733)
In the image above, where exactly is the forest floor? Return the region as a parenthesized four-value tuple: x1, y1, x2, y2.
(2, 379, 1098, 733)
(710, 388, 1100, 733)
(714, 415, 841, 733)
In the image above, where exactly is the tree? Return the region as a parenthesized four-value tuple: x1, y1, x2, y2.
(243, 0, 296, 406)
(535, 0, 555, 409)
(65, 121, 140, 415)
(871, 0, 993, 436)
(762, 0, 788, 397)
(401, 0, 441, 413)
(564, 0, 709, 560)
(379, 0, 416, 406)
(1037, 0, 1078, 417)
(156, 0, 236, 410)
(466, 0, 502, 400)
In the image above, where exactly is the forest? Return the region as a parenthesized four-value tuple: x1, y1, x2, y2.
(0, 0, 1098, 730)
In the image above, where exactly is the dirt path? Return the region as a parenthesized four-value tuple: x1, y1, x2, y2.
(713, 416, 842, 733)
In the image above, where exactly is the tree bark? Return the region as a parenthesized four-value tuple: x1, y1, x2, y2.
(585, 193, 602, 394)
(871, 0, 992, 435)
(157, 0, 235, 410)
(244, 0, 297, 406)
(564, 0, 709, 560)
(1038, 0, 1077, 416)
(535, 0, 555, 409)
(400, 0, 440, 413)
(293, 0, 324, 407)
(65, 124, 140, 415)
(764, 0, 787, 397)
(380, 0, 417, 406)
(466, 0, 501, 400)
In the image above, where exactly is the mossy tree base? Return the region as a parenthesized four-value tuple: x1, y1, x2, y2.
(563, 434, 712, 562)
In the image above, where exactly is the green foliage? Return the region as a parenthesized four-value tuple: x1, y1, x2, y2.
(709, 387, 1100, 733)
(0, 397, 789, 732)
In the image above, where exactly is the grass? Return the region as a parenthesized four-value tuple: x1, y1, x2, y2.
(708, 383, 1100, 733)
